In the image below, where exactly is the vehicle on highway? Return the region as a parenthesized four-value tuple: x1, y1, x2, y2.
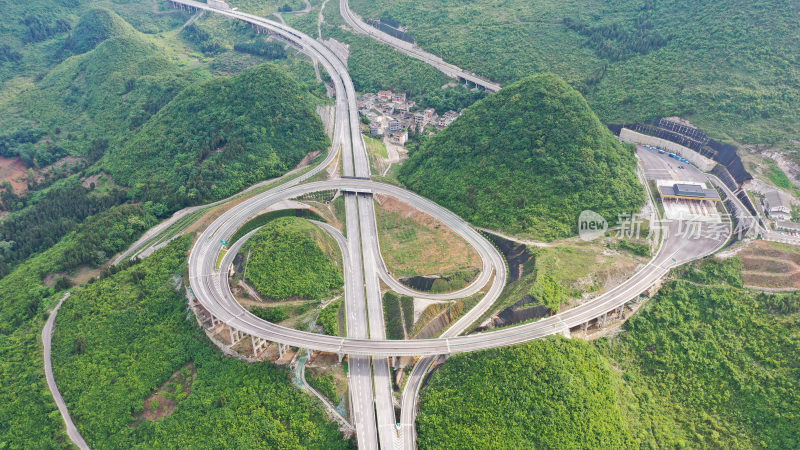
(658, 149, 666, 154)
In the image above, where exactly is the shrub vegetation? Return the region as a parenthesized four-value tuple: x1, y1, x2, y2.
(400, 73, 644, 240)
(244, 217, 343, 300)
(51, 237, 352, 448)
(418, 258, 800, 448)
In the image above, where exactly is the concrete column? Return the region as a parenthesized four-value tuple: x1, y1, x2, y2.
(338, 353, 344, 363)
(229, 327, 237, 344)
(278, 343, 285, 359)
(582, 322, 589, 332)
(617, 305, 624, 319)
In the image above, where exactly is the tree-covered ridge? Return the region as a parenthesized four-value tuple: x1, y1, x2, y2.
(0, 177, 130, 277)
(60, 7, 134, 57)
(1, 8, 207, 165)
(103, 63, 329, 215)
(351, 0, 800, 145)
(400, 73, 645, 240)
(51, 237, 352, 449)
(0, 204, 156, 448)
(417, 258, 800, 448)
(417, 336, 635, 449)
(598, 258, 800, 448)
(0, 204, 156, 334)
(244, 217, 344, 300)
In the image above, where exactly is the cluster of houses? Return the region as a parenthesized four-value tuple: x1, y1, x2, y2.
(358, 90, 460, 146)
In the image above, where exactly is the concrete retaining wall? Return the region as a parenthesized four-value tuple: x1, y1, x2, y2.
(621, 128, 716, 171)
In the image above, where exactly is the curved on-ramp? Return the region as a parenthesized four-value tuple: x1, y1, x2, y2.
(189, 176, 731, 357)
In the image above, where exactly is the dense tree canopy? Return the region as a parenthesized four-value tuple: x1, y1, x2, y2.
(244, 217, 343, 300)
(103, 63, 329, 214)
(2, 11, 206, 162)
(51, 237, 352, 448)
(417, 336, 635, 449)
(352, 0, 800, 145)
(417, 259, 800, 448)
(400, 73, 645, 240)
(0, 204, 155, 447)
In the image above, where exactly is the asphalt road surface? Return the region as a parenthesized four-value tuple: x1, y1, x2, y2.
(166, 4, 734, 449)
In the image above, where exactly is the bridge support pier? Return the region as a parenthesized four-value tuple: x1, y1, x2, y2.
(616, 305, 624, 319)
(252, 336, 267, 355)
(229, 327, 243, 345)
(337, 353, 344, 363)
(600, 313, 608, 328)
(582, 321, 589, 332)
(278, 343, 286, 359)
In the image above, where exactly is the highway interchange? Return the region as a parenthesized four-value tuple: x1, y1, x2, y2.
(167, 1, 733, 448)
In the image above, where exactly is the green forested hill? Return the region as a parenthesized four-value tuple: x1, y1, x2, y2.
(417, 259, 800, 448)
(417, 337, 634, 449)
(244, 217, 343, 300)
(50, 237, 351, 448)
(0, 204, 156, 448)
(103, 63, 328, 214)
(351, 0, 800, 145)
(1, 8, 207, 166)
(399, 73, 644, 240)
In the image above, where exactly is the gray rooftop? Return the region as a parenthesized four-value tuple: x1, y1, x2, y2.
(765, 190, 789, 209)
(659, 183, 721, 201)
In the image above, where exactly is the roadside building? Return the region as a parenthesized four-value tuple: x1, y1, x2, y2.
(369, 117, 385, 136)
(397, 101, 415, 112)
(414, 112, 427, 126)
(389, 130, 408, 145)
(443, 110, 459, 121)
(437, 110, 459, 128)
(658, 182, 722, 202)
(776, 221, 800, 233)
(387, 119, 402, 133)
(378, 90, 392, 102)
(392, 92, 406, 103)
(764, 190, 792, 221)
(423, 108, 435, 120)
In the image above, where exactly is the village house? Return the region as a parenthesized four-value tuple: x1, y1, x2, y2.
(377, 90, 392, 102)
(389, 130, 408, 145)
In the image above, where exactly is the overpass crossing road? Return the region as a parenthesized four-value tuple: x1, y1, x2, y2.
(169, 1, 731, 449)
(191, 178, 729, 356)
(167, 2, 392, 446)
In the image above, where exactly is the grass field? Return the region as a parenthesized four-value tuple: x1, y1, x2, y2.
(476, 237, 647, 327)
(738, 240, 800, 290)
(364, 135, 388, 158)
(374, 195, 480, 277)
